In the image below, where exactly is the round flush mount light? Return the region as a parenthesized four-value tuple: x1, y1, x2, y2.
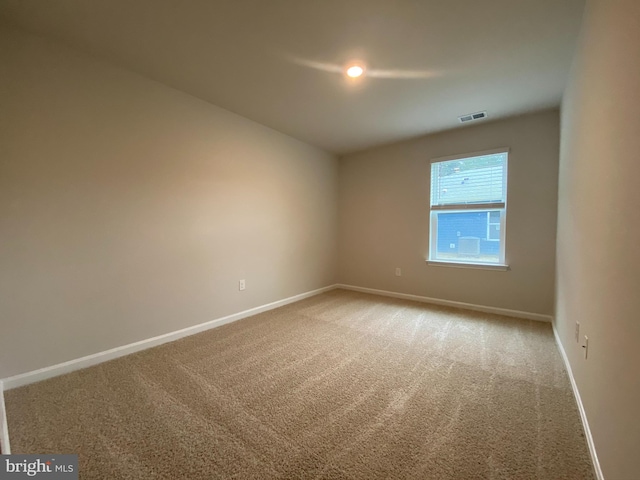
(345, 64, 365, 78)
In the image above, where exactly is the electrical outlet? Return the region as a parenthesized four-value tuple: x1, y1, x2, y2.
(575, 322, 580, 342)
(239, 279, 246, 291)
(395, 268, 402, 277)
(450, 243, 456, 249)
(583, 335, 589, 359)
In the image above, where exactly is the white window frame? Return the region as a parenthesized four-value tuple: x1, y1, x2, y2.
(427, 148, 509, 270)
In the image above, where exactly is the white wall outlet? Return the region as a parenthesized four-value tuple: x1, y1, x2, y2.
(450, 243, 456, 249)
(575, 322, 580, 342)
(239, 279, 246, 291)
(583, 335, 589, 359)
(395, 268, 402, 277)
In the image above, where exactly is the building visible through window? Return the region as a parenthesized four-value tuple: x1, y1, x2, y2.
(429, 149, 508, 266)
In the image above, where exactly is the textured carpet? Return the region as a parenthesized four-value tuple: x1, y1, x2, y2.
(6, 289, 595, 479)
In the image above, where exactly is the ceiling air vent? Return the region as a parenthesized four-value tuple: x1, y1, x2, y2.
(458, 111, 488, 123)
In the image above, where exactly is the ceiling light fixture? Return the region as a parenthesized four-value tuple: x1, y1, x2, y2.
(345, 64, 365, 78)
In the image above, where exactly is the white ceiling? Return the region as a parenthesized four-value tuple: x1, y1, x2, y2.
(0, 0, 585, 154)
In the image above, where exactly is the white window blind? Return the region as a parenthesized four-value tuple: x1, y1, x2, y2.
(430, 152, 507, 208)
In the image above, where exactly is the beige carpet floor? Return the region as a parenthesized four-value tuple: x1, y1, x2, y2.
(6, 289, 595, 479)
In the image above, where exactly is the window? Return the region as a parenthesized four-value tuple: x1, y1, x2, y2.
(487, 211, 500, 241)
(428, 149, 508, 268)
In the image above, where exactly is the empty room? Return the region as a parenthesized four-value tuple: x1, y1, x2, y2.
(1, 1, 638, 479)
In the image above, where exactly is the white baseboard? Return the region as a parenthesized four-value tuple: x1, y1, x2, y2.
(0, 380, 10, 454)
(552, 325, 604, 480)
(1, 285, 337, 391)
(336, 284, 553, 322)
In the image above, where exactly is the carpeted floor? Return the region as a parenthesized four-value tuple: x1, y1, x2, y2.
(6, 289, 595, 479)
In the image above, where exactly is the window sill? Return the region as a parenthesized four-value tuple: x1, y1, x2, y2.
(426, 260, 510, 271)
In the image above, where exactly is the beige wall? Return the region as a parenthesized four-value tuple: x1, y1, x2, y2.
(0, 27, 338, 379)
(337, 110, 560, 315)
(556, 0, 640, 478)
